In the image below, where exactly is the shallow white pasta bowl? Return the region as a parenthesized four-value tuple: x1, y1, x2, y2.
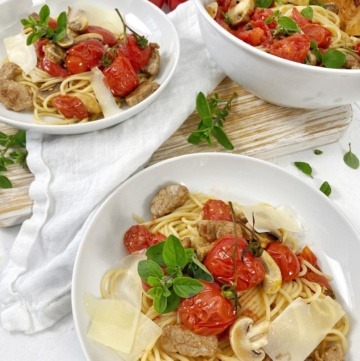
(0, 0, 179, 134)
(193, 0, 360, 109)
(72, 153, 360, 361)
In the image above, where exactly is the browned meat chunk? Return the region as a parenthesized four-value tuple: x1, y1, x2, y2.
(0, 62, 22, 80)
(142, 45, 160, 76)
(0, 80, 32, 111)
(198, 220, 243, 242)
(151, 184, 189, 218)
(160, 324, 218, 358)
(125, 81, 159, 107)
(321, 344, 344, 361)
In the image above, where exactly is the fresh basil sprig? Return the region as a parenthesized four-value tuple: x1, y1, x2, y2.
(21, 5, 67, 45)
(138, 235, 213, 314)
(188, 92, 236, 150)
(0, 130, 27, 189)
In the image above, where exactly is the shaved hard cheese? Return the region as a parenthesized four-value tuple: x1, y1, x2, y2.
(91, 67, 122, 118)
(241, 204, 304, 233)
(4, 33, 37, 74)
(264, 296, 345, 361)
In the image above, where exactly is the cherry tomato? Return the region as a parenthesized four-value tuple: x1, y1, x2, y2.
(168, 0, 187, 11)
(291, 7, 310, 27)
(35, 38, 49, 59)
(52, 95, 88, 120)
(298, 246, 331, 289)
(355, 43, 360, 56)
(269, 34, 310, 63)
(202, 199, 232, 221)
(65, 39, 105, 74)
(103, 56, 139, 97)
(123, 224, 166, 253)
(148, 0, 166, 8)
(117, 35, 152, 72)
(251, 8, 277, 29)
(48, 18, 57, 30)
(301, 23, 332, 49)
(204, 235, 266, 291)
(41, 58, 69, 77)
(266, 242, 300, 282)
(233, 27, 265, 46)
(178, 281, 236, 336)
(85, 25, 118, 47)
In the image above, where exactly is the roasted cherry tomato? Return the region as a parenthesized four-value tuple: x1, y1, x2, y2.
(266, 242, 300, 282)
(269, 34, 310, 63)
(298, 246, 331, 289)
(41, 58, 69, 77)
(65, 39, 105, 74)
(291, 7, 310, 27)
(178, 281, 236, 336)
(52, 95, 88, 120)
(168, 0, 187, 11)
(85, 25, 118, 47)
(116, 35, 152, 72)
(233, 27, 265, 46)
(204, 235, 266, 291)
(301, 23, 332, 48)
(202, 199, 232, 221)
(123, 224, 166, 253)
(251, 8, 277, 29)
(35, 38, 49, 59)
(103, 56, 139, 97)
(148, 0, 166, 8)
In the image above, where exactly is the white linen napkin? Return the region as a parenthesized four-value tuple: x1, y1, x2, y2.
(0, 1, 225, 334)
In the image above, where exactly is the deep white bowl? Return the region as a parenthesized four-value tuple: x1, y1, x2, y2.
(0, 0, 179, 134)
(193, 0, 360, 109)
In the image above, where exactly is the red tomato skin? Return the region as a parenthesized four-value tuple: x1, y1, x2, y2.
(48, 18, 57, 29)
(233, 27, 265, 46)
(103, 56, 139, 97)
(204, 235, 266, 291)
(269, 34, 310, 63)
(178, 281, 236, 336)
(52, 95, 88, 119)
(35, 38, 49, 58)
(301, 23, 332, 49)
(291, 7, 310, 27)
(85, 25, 118, 47)
(168, 0, 187, 11)
(117, 35, 152, 72)
(202, 199, 232, 221)
(266, 243, 300, 282)
(148, 0, 166, 8)
(65, 39, 106, 74)
(251, 8, 277, 29)
(41, 58, 69, 77)
(355, 43, 360, 56)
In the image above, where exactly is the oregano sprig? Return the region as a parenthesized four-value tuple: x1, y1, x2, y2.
(138, 235, 213, 314)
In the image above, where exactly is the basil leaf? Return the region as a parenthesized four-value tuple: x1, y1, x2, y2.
(152, 287, 167, 314)
(147, 276, 162, 287)
(320, 181, 332, 196)
(301, 6, 313, 19)
(294, 161, 313, 178)
(212, 126, 234, 150)
(185, 248, 195, 263)
(343, 144, 359, 169)
(187, 255, 214, 282)
(196, 92, 212, 120)
(0, 175, 12, 189)
(163, 235, 188, 269)
(256, 0, 273, 8)
(137, 260, 163, 281)
(146, 241, 165, 265)
(163, 291, 181, 313)
(172, 277, 204, 298)
(314, 149, 323, 155)
(39, 4, 50, 24)
(278, 16, 299, 33)
(322, 49, 346, 69)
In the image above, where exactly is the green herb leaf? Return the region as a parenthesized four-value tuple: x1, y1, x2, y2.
(196, 92, 213, 120)
(187, 254, 214, 282)
(276, 16, 299, 34)
(320, 181, 332, 196)
(162, 291, 181, 313)
(212, 126, 234, 150)
(0, 175, 12, 189)
(152, 287, 168, 314)
(146, 241, 165, 265)
(137, 259, 164, 281)
(256, 0, 273, 7)
(301, 6, 313, 19)
(294, 161, 313, 178)
(172, 277, 204, 298)
(343, 143, 359, 169)
(322, 49, 346, 69)
(163, 235, 188, 269)
(314, 149, 323, 155)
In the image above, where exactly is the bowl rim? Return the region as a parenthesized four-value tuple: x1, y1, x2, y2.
(192, 0, 360, 75)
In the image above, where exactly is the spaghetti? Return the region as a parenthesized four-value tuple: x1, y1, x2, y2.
(100, 192, 350, 361)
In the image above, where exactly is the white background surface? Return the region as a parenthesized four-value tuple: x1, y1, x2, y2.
(1, 103, 359, 360)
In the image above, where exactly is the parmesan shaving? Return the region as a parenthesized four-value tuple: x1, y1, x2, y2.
(91, 67, 122, 118)
(264, 296, 345, 361)
(4, 33, 37, 74)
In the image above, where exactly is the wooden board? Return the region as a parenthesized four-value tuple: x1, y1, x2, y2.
(0, 77, 352, 227)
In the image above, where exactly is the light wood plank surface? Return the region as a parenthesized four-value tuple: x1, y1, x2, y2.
(0, 77, 352, 227)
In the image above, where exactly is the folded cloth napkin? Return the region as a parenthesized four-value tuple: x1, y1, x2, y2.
(0, 1, 225, 334)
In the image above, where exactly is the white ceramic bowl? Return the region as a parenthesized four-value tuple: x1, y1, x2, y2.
(193, 0, 360, 109)
(0, 0, 179, 134)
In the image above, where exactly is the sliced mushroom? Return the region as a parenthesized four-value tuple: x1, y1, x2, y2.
(226, 0, 255, 26)
(260, 250, 282, 295)
(74, 33, 103, 45)
(43, 43, 66, 63)
(68, 13, 88, 33)
(74, 93, 102, 114)
(56, 34, 75, 48)
(206, 2, 218, 19)
(229, 317, 269, 361)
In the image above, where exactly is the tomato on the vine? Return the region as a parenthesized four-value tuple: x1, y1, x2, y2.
(103, 56, 139, 97)
(65, 39, 105, 74)
(266, 242, 300, 282)
(123, 224, 166, 253)
(178, 281, 236, 336)
(204, 235, 266, 291)
(202, 199, 232, 221)
(52, 95, 88, 120)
